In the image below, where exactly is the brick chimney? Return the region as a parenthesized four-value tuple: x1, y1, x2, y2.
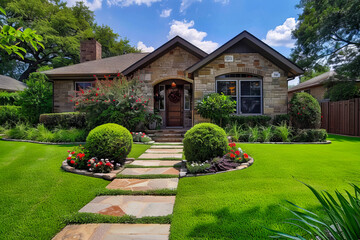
(80, 39, 102, 63)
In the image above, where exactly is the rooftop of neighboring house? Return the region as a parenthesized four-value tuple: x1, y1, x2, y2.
(0, 75, 27, 92)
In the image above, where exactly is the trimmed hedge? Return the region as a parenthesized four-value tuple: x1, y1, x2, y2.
(272, 114, 290, 126)
(0, 105, 24, 126)
(0, 91, 20, 105)
(183, 123, 228, 163)
(293, 129, 328, 142)
(39, 112, 86, 129)
(225, 115, 272, 127)
(86, 123, 132, 165)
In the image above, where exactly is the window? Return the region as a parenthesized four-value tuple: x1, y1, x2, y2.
(184, 84, 191, 110)
(216, 80, 238, 113)
(216, 74, 262, 115)
(75, 82, 92, 91)
(159, 85, 165, 111)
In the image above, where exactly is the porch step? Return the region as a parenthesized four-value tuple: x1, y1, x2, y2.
(152, 137, 183, 142)
(148, 133, 183, 138)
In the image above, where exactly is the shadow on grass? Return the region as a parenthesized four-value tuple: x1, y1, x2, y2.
(328, 134, 360, 143)
(185, 204, 324, 240)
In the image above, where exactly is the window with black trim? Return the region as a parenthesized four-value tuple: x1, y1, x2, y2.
(75, 82, 92, 91)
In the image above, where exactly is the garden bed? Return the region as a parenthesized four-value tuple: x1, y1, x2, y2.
(180, 157, 254, 177)
(1, 138, 86, 145)
(235, 140, 331, 144)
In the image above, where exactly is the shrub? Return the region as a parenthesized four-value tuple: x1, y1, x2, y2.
(225, 122, 244, 142)
(5, 123, 28, 139)
(325, 81, 360, 101)
(261, 126, 273, 142)
(225, 115, 272, 127)
(86, 123, 132, 165)
(272, 114, 290, 126)
(289, 92, 321, 129)
(195, 93, 236, 127)
(274, 122, 292, 142)
(0, 91, 20, 105)
(71, 76, 148, 131)
(0, 105, 25, 126)
(293, 129, 327, 142)
(39, 112, 86, 129)
(183, 123, 228, 163)
(248, 126, 260, 142)
(18, 72, 52, 124)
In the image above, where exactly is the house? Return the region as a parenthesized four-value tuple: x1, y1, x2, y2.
(0, 75, 27, 92)
(288, 71, 360, 101)
(43, 31, 304, 128)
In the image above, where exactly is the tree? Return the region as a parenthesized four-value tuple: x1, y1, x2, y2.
(0, 0, 138, 81)
(300, 65, 330, 83)
(291, 0, 360, 79)
(0, 7, 44, 59)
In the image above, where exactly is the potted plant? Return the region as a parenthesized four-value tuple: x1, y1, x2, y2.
(146, 111, 162, 130)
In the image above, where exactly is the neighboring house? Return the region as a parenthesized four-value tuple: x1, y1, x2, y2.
(43, 31, 304, 128)
(0, 75, 27, 92)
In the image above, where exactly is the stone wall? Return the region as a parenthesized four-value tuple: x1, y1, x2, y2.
(133, 46, 201, 127)
(288, 85, 326, 101)
(193, 53, 288, 124)
(53, 80, 75, 113)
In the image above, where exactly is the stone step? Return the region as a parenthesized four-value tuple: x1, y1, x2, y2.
(120, 167, 179, 176)
(130, 160, 182, 167)
(145, 149, 183, 153)
(138, 153, 183, 159)
(79, 195, 176, 218)
(153, 137, 183, 142)
(147, 129, 188, 134)
(148, 133, 184, 137)
(53, 224, 170, 240)
(150, 145, 183, 149)
(106, 178, 179, 191)
(152, 142, 183, 145)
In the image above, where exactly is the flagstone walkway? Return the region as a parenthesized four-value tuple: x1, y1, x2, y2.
(53, 142, 183, 240)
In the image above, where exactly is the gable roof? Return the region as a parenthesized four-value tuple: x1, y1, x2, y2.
(0, 75, 27, 92)
(42, 53, 148, 79)
(186, 30, 304, 78)
(288, 71, 336, 93)
(122, 36, 208, 76)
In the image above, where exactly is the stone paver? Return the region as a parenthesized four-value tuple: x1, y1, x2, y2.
(150, 145, 183, 149)
(52, 224, 170, 240)
(145, 148, 183, 153)
(79, 196, 175, 218)
(120, 167, 179, 176)
(138, 153, 182, 159)
(153, 142, 183, 145)
(106, 178, 179, 191)
(130, 160, 181, 166)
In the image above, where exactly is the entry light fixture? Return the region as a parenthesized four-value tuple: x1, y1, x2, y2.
(171, 81, 176, 88)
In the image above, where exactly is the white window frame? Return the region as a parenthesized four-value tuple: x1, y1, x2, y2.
(159, 85, 166, 111)
(184, 84, 191, 111)
(215, 79, 238, 113)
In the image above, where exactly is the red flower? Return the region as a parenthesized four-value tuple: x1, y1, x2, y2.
(244, 153, 249, 159)
(235, 151, 240, 155)
(67, 157, 72, 160)
(130, 132, 133, 134)
(106, 162, 111, 166)
(113, 99, 115, 101)
(143, 132, 146, 135)
(70, 160, 75, 164)
(230, 154, 235, 158)
(71, 151, 75, 154)
(97, 88, 99, 90)
(96, 93, 98, 96)
(87, 164, 91, 167)
(131, 95, 134, 98)
(144, 101, 147, 103)
(141, 135, 144, 138)
(229, 143, 236, 147)
(99, 161, 103, 165)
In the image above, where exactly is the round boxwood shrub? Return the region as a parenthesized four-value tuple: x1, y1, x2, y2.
(183, 123, 228, 163)
(289, 92, 321, 129)
(86, 123, 132, 165)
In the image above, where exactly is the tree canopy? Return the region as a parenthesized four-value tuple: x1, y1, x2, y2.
(0, 0, 139, 81)
(291, 0, 360, 79)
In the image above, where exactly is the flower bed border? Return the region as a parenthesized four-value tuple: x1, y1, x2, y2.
(180, 157, 254, 178)
(1, 138, 154, 145)
(61, 158, 135, 181)
(234, 140, 331, 144)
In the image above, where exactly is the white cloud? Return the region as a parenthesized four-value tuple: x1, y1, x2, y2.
(263, 18, 298, 48)
(168, 20, 219, 53)
(160, 8, 172, 18)
(106, 0, 161, 7)
(180, 0, 202, 13)
(65, 0, 103, 11)
(214, 0, 229, 4)
(137, 41, 155, 52)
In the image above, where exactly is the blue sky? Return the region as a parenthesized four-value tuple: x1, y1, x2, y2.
(66, 0, 302, 84)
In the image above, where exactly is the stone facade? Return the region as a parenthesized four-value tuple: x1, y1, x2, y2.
(288, 85, 326, 101)
(53, 80, 75, 113)
(193, 53, 288, 124)
(133, 46, 201, 128)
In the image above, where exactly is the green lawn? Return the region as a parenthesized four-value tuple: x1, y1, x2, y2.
(170, 135, 360, 239)
(0, 141, 150, 239)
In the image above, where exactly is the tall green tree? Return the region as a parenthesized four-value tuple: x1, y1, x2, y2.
(291, 0, 360, 79)
(0, 0, 138, 81)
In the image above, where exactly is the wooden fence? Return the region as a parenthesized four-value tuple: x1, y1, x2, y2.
(321, 98, 360, 136)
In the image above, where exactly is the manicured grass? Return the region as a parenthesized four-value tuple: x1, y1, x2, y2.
(170, 135, 360, 239)
(0, 140, 149, 239)
(128, 144, 151, 159)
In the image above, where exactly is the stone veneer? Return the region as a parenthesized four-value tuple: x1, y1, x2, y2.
(133, 46, 201, 127)
(53, 80, 74, 113)
(192, 53, 288, 124)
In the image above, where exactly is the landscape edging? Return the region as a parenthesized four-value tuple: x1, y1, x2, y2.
(180, 157, 254, 178)
(1, 138, 154, 145)
(237, 140, 331, 144)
